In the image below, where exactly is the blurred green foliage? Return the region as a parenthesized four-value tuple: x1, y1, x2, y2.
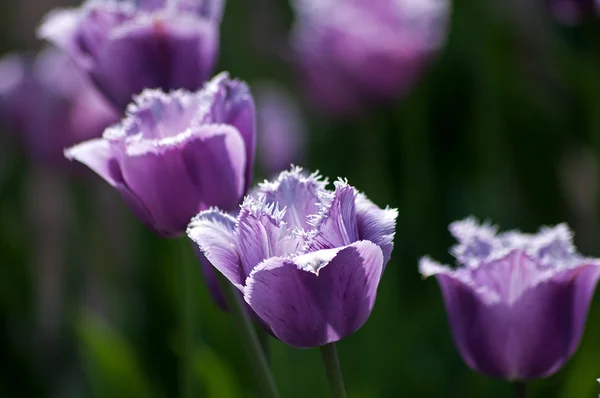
(1, 0, 600, 397)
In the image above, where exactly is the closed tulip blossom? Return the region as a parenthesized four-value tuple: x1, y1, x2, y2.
(187, 167, 398, 348)
(290, 0, 450, 116)
(66, 72, 255, 237)
(0, 47, 117, 165)
(38, 0, 223, 110)
(420, 218, 600, 381)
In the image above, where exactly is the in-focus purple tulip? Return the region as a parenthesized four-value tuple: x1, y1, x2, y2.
(0, 47, 117, 165)
(38, 0, 223, 111)
(420, 218, 600, 381)
(65, 72, 256, 237)
(290, 0, 450, 117)
(255, 83, 306, 176)
(187, 166, 398, 348)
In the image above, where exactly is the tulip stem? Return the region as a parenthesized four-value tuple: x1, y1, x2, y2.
(514, 382, 527, 398)
(320, 343, 347, 398)
(216, 274, 280, 398)
(180, 240, 195, 398)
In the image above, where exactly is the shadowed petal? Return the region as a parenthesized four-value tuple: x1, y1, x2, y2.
(65, 138, 122, 186)
(245, 240, 384, 348)
(355, 193, 398, 264)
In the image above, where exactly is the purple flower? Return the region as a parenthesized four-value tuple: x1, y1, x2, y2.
(38, 0, 223, 110)
(290, 0, 449, 117)
(548, 0, 599, 23)
(255, 83, 306, 176)
(187, 167, 398, 348)
(0, 47, 117, 165)
(65, 72, 255, 237)
(420, 218, 600, 381)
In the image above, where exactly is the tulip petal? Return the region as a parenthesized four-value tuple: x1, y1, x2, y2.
(89, 16, 218, 109)
(187, 209, 243, 289)
(309, 181, 359, 250)
(355, 193, 398, 264)
(245, 240, 384, 348)
(120, 124, 245, 236)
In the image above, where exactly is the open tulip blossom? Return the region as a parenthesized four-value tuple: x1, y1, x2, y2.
(290, 0, 450, 116)
(187, 167, 398, 348)
(65, 72, 255, 237)
(38, 0, 222, 110)
(420, 218, 600, 381)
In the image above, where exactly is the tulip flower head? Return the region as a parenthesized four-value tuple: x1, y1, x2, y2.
(39, 0, 223, 110)
(65, 72, 255, 237)
(290, 0, 450, 116)
(420, 218, 600, 381)
(0, 47, 117, 165)
(188, 167, 398, 348)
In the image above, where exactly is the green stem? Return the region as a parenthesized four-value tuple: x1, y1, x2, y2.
(180, 240, 195, 398)
(319, 343, 347, 398)
(514, 381, 527, 398)
(216, 274, 279, 398)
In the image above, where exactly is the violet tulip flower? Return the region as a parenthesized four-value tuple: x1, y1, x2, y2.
(420, 218, 600, 380)
(290, 0, 450, 116)
(65, 72, 255, 237)
(548, 0, 599, 23)
(0, 47, 117, 165)
(187, 166, 398, 348)
(38, 0, 223, 111)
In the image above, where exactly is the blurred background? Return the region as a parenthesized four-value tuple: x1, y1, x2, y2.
(1, 0, 600, 397)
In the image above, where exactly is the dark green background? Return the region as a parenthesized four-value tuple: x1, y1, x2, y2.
(1, 0, 599, 396)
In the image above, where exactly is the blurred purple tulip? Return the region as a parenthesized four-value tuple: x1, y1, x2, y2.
(548, 0, 599, 23)
(188, 166, 398, 348)
(66, 72, 256, 238)
(38, 0, 223, 111)
(420, 218, 600, 380)
(290, 0, 450, 117)
(0, 47, 117, 165)
(255, 83, 306, 176)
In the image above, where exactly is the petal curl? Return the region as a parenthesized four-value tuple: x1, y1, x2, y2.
(245, 240, 384, 348)
(355, 193, 397, 265)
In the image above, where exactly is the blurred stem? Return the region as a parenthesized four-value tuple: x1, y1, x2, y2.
(319, 343, 347, 398)
(514, 382, 527, 398)
(179, 239, 195, 398)
(257, 326, 270, 363)
(216, 273, 279, 398)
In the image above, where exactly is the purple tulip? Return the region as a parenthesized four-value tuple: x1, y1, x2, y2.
(255, 83, 306, 176)
(290, 0, 450, 117)
(0, 47, 117, 165)
(65, 72, 256, 238)
(420, 218, 600, 381)
(187, 166, 398, 348)
(548, 0, 599, 23)
(38, 0, 223, 111)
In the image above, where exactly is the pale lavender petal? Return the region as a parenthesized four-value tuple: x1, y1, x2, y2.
(258, 167, 325, 230)
(236, 197, 303, 277)
(308, 181, 359, 251)
(355, 193, 398, 264)
(245, 240, 384, 348)
(187, 209, 244, 288)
